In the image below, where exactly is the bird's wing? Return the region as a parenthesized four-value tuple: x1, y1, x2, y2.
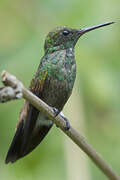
(5, 70, 53, 163)
(20, 71, 49, 154)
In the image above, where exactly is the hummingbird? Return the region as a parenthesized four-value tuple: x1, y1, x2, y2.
(5, 22, 114, 163)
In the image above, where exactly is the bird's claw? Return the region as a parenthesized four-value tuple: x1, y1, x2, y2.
(61, 116, 70, 130)
(52, 107, 70, 130)
(52, 107, 60, 117)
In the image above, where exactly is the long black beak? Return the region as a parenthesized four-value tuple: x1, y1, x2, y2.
(78, 22, 115, 35)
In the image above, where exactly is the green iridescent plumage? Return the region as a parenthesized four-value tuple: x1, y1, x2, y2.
(5, 22, 114, 163)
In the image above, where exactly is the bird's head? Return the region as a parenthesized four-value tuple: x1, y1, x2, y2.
(44, 22, 114, 54)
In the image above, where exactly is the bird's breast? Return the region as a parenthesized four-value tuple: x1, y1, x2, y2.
(41, 51, 76, 110)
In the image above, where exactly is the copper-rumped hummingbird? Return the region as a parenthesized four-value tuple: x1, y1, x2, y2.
(5, 22, 114, 163)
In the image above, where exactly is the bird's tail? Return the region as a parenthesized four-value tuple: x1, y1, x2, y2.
(5, 105, 53, 164)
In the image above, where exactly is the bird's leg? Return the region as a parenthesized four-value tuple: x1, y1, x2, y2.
(52, 107, 70, 130)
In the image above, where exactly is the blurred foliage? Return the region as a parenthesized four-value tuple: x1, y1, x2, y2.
(0, 0, 120, 179)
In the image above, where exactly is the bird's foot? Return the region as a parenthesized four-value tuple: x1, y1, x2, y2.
(52, 107, 59, 128)
(52, 107, 70, 130)
(52, 107, 60, 117)
(60, 112, 70, 131)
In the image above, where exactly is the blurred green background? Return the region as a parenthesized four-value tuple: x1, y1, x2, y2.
(0, 0, 120, 179)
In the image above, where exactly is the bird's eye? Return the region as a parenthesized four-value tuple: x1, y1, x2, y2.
(62, 30, 70, 36)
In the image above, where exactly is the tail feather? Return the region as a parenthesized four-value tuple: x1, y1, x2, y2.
(5, 121, 53, 164)
(5, 104, 53, 164)
(20, 105, 39, 155)
(5, 120, 24, 164)
(22, 124, 53, 157)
